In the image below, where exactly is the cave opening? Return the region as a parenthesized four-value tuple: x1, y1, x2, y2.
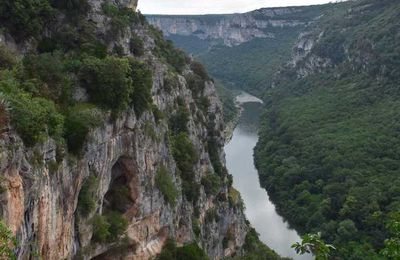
(103, 157, 140, 217)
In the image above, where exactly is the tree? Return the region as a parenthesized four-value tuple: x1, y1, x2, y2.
(79, 56, 133, 114)
(0, 0, 54, 40)
(292, 232, 335, 260)
(381, 213, 400, 259)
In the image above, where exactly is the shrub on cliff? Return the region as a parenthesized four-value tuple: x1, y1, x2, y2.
(102, 3, 143, 37)
(171, 132, 198, 178)
(157, 239, 208, 260)
(241, 228, 283, 260)
(201, 173, 221, 196)
(0, 44, 16, 70)
(150, 26, 188, 73)
(171, 132, 199, 202)
(91, 211, 128, 243)
(129, 59, 153, 117)
(0, 0, 54, 40)
(21, 52, 75, 105)
(64, 104, 102, 155)
(92, 215, 111, 243)
(79, 56, 133, 114)
(51, 0, 90, 15)
(155, 166, 178, 207)
(11, 93, 64, 146)
(77, 175, 98, 216)
(169, 104, 190, 135)
(105, 211, 128, 241)
(0, 221, 17, 260)
(190, 61, 210, 81)
(129, 34, 145, 56)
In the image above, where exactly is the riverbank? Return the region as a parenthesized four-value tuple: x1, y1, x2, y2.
(225, 102, 311, 260)
(224, 92, 263, 142)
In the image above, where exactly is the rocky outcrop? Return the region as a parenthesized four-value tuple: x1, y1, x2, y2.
(147, 7, 320, 47)
(0, 0, 248, 259)
(286, 31, 332, 78)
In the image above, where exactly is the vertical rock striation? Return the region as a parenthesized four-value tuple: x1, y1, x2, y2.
(0, 0, 248, 259)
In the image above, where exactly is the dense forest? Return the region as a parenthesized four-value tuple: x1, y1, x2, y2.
(255, 0, 400, 258)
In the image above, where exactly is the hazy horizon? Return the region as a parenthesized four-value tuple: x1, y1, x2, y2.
(138, 0, 345, 15)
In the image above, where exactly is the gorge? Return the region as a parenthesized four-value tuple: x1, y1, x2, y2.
(149, 0, 400, 258)
(0, 0, 399, 259)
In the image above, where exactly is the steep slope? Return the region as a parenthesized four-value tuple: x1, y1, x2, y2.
(255, 0, 400, 258)
(0, 0, 283, 259)
(147, 5, 329, 96)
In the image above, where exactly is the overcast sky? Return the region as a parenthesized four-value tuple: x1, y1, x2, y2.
(138, 0, 340, 15)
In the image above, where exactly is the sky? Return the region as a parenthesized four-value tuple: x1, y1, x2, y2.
(138, 0, 340, 15)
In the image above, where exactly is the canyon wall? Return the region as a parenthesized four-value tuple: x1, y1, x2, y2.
(0, 0, 249, 259)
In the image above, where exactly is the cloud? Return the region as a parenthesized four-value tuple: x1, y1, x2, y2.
(138, 0, 338, 15)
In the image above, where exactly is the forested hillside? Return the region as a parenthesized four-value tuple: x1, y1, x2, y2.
(148, 5, 330, 96)
(255, 0, 400, 258)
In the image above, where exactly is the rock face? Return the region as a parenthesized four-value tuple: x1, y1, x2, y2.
(0, 0, 248, 259)
(147, 7, 319, 47)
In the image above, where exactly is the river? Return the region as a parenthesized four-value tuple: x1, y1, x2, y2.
(224, 100, 312, 260)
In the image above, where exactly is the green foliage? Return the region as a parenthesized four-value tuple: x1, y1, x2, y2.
(51, 0, 90, 15)
(105, 211, 128, 241)
(143, 121, 158, 141)
(171, 132, 199, 202)
(78, 175, 98, 216)
(39, 18, 98, 53)
(0, 44, 16, 70)
(292, 233, 335, 260)
(163, 73, 179, 93)
(0, 0, 54, 40)
(0, 97, 8, 134)
(207, 138, 225, 177)
(171, 133, 198, 177)
(79, 56, 133, 114)
(177, 243, 208, 260)
(129, 59, 153, 117)
(204, 209, 219, 224)
(192, 219, 201, 238)
(150, 26, 188, 73)
(169, 103, 189, 135)
(228, 187, 243, 209)
(152, 104, 165, 124)
(0, 221, 16, 260)
(92, 214, 111, 243)
(168, 27, 304, 97)
(215, 83, 238, 123)
(381, 212, 400, 259)
(201, 173, 221, 196)
(254, 1, 400, 258)
(240, 228, 283, 260)
(129, 34, 145, 56)
(102, 3, 143, 37)
(80, 41, 108, 59)
(0, 73, 64, 146)
(190, 61, 210, 81)
(21, 52, 75, 104)
(185, 73, 205, 97)
(157, 239, 208, 260)
(91, 211, 128, 243)
(155, 166, 178, 207)
(64, 104, 102, 155)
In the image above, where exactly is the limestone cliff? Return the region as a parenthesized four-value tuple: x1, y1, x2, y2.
(146, 6, 326, 47)
(0, 0, 248, 259)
